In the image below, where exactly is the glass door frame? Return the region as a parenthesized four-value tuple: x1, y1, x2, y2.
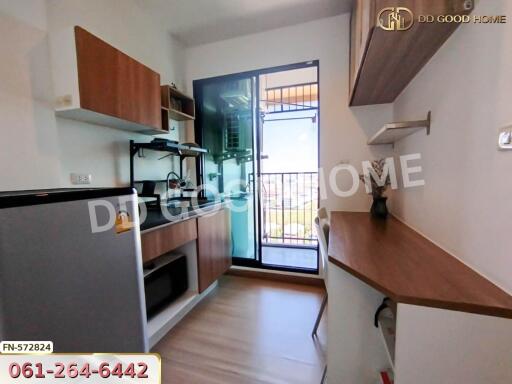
(193, 60, 320, 275)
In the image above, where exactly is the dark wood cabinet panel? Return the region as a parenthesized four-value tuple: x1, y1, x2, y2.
(349, 0, 375, 94)
(74, 26, 162, 130)
(197, 208, 232, 293)
(349, 0, 473, 106)
(141, 219, 198, 263)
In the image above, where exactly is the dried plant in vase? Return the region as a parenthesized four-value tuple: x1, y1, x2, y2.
(359, 159, 391, 218)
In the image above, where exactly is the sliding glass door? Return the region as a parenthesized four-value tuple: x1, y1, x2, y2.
(194, 61, 319, 273)
(194, 74, 260, 265)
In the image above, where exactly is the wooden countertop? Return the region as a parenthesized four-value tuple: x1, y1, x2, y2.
(328, 212, 512, 319)
(140, 201, 227, 233)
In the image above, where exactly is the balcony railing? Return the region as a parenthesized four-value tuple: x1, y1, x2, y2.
(261, 82, 319, 114)
(260, 172, 318, 247)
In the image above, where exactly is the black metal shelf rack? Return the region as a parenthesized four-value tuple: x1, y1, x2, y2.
(129, 140, 207, 188)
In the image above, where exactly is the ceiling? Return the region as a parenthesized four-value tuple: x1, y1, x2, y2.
(139, 0, 352, 47)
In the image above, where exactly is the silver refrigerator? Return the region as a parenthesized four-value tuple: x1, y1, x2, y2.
(0, 188, 148, 352)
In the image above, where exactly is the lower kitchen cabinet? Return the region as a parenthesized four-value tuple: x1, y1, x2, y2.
(141, 219, 197, 263)
(197, 208, 232, 293)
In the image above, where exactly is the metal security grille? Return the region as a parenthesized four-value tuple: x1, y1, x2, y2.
(225, 112, 240, 150)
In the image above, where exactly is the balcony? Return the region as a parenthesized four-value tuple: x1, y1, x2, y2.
(260, 172, 318, 269)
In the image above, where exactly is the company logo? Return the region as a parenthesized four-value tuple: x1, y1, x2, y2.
(377, 7, 414, 31)
(377, 3, 505, 30)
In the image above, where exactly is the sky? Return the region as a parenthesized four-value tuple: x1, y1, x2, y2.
(261, 109, 319, 173)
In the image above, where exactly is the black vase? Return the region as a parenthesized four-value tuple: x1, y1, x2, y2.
(371, 197, 388, 219)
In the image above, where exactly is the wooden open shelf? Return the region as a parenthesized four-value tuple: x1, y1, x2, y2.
(169, 109, 195, 121)
(161, 107, 170, 132)
(368, 112, 431, 145)
(161, 85, 195, 122)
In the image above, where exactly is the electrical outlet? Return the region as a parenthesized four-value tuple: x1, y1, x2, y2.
(70, 173, 92, 185)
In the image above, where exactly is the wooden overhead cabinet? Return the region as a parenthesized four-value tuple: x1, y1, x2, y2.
(50, 26, 166, 135)
(349, 0, 473, 106)
(197, 208, 232, 293)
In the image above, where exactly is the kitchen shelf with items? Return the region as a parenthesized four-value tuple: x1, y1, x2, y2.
(161, 85, 196, 121)
(368, 111, 431, 146)
(129, 139, 207, 188)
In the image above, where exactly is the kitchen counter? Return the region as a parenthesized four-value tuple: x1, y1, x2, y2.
(140, 201, 226, 232)
(328, 211, 512, 319)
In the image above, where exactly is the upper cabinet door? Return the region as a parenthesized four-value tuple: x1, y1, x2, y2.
(349, 0, 473, 106)
(349, 0, 375, 95)
(50, 26, 166, 135)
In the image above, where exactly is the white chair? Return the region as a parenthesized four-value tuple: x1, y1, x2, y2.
(313, 208, 329, 384)
(312, 207, 329, 337)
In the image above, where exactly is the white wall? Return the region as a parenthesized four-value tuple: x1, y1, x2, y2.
(0, 0, 186, 190)
(327, 263, 388, 384)
(391, 0, 512, 293)
(185, 15, 393, 212)
(395, 304, 512, 384)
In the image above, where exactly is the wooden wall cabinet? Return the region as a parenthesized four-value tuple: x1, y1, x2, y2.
(349, 0, 473, 106)
(50, 26, 166, 135)
(197, 208, 232, 293)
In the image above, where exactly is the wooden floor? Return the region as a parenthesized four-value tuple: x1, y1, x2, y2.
(153, 275, 327, 384)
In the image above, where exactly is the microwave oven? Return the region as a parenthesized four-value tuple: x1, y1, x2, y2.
(143, 253, 188, 319)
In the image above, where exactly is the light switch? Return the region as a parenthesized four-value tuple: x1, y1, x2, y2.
(498, 126, 512, 150)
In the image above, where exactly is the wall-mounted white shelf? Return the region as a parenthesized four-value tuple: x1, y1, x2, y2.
(368, 111, 431, 145)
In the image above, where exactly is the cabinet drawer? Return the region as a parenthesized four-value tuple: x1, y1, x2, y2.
(141, 219, 197, 263)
